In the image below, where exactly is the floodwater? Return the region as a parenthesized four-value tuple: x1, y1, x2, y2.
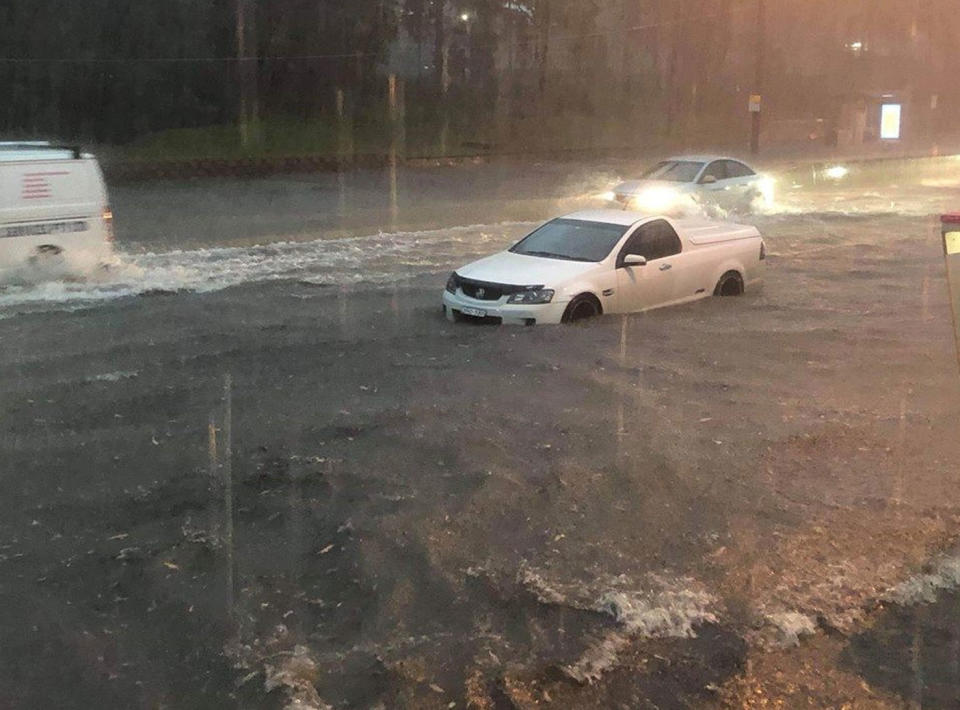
(847, 586, 960, 708)
(1, 155, 960, 708)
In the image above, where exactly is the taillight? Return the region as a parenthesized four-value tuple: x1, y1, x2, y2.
(102, 208, 114, 243)
(759, 240, 766, 260)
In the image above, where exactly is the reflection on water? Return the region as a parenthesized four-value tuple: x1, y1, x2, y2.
(846, 587, 960, 708)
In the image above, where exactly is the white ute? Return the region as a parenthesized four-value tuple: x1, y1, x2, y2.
(0, 141, 115, 283)
(443, 210, 765, 325)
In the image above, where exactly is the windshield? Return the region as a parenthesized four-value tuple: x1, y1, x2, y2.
(509, 218, 628, 262)
(641, 160, 705, 182)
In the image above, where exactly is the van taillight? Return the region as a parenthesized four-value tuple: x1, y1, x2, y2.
(103, 208, 114, 242)
(759, 240, 766, 260)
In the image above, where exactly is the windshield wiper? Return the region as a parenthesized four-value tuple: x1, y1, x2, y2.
(518, 250, 591, 262)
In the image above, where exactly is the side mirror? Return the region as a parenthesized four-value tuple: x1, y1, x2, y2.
(623, 254, 647, 267)
(700, 174, 717, 185)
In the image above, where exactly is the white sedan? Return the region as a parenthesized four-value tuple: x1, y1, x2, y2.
(442, 210, 765, 325)
(608, 155, 773, 214)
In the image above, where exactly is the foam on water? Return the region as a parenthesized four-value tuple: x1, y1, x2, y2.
(517, 566, 719, 683)
(0, 221, 535, 316)
(761, 611, 818, 648)
(885, 555, 960, 606)
(85, 370, 140, 383)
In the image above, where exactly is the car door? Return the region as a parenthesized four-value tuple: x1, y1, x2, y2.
(697, 160, 731, 206)
(721, 160, 756, 206)
(614, 220, 682, 313)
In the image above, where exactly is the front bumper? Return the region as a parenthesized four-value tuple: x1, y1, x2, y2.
(442, 290, 569, 325)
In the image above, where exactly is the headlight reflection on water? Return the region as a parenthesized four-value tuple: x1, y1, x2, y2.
(824, 165, 849, 180)
(758, 177, 776, 205)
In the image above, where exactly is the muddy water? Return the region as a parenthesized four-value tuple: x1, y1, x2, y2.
(2, 160, 960, 706)
(847, 589, 960, 708)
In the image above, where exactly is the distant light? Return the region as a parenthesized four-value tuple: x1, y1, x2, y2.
(881, 103, 902, 140)
(460, 12, 470, 21)
(849, 41, 863, 50)
(597, 191, 617, 202)
(824, 165, 849, 180)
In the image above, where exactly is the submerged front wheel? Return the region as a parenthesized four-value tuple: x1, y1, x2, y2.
(562, 294, 602, 323)
(713, 271, 744, 297)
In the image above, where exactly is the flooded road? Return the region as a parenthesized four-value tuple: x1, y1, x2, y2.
(1, 156, 960, 707)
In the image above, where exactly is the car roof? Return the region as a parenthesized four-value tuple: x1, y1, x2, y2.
(559, 210, 654, 227)
(663, 154, 751, 165)
(0, 141, 84, 162)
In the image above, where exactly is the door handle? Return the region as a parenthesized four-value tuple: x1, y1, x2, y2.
(659, 263, 672, 271)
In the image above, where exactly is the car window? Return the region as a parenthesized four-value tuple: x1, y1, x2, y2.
(724, 160, 755, 178)
(510, 218, 630, 262)
(699, 160, 727, 183)
(642, 160, 705, 183)
(618, 219, 682, 265)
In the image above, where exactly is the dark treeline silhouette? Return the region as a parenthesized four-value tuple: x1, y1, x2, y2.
(2, 0, 958, 157)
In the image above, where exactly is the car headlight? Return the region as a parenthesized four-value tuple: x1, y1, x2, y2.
(507, 288, 555, 305)
(445, 272, 459, 293)
(635, 186, 680, 212)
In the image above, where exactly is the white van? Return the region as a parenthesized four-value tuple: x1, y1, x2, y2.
(0, 142, 115, 283)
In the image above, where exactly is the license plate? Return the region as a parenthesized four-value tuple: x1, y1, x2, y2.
(461, 306, 487, 317)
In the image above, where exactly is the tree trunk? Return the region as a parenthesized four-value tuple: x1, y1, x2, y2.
(237, 0, 259, 148)
(433, 0, 447, 96)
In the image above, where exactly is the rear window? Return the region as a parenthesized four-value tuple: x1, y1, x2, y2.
(510, 218, 629, 262)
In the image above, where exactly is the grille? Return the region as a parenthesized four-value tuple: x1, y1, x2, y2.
(453, 275, 545, 301)
(460, 279, 503, 301)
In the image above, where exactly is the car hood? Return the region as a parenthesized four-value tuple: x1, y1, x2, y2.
(457, 250, 600, 287)
(614, 179, 693, 195)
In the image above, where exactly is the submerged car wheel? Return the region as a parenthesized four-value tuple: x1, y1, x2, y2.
(713, 271, 744, 297)
(27, 244, 67, 268)
(443, 305, 461, 323)
(562, 294, 602, 323)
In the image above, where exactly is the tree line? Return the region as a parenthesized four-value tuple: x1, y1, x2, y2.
(2, 0, 957, 156)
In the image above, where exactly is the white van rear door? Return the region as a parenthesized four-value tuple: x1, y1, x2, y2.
(0, 159, 106, 225)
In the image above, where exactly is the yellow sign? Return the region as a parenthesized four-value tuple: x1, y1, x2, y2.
(748, 95, 762, 113)
(947, 231, 960, 255)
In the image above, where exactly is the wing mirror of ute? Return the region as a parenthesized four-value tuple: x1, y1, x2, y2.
(623, 254, 647, 267)
(700, 174, 717, 184)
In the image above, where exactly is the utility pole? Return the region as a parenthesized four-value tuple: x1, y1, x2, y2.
(750, 0, 766, 155)
(236, 0, 258, 148)
(236, 0, 248, 147)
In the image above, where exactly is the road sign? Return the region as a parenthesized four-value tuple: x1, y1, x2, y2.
(942, 213, 960, 373)
(748, 94, 762, 113)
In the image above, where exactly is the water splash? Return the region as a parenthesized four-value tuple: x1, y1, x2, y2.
(0, 221, 535, 315)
